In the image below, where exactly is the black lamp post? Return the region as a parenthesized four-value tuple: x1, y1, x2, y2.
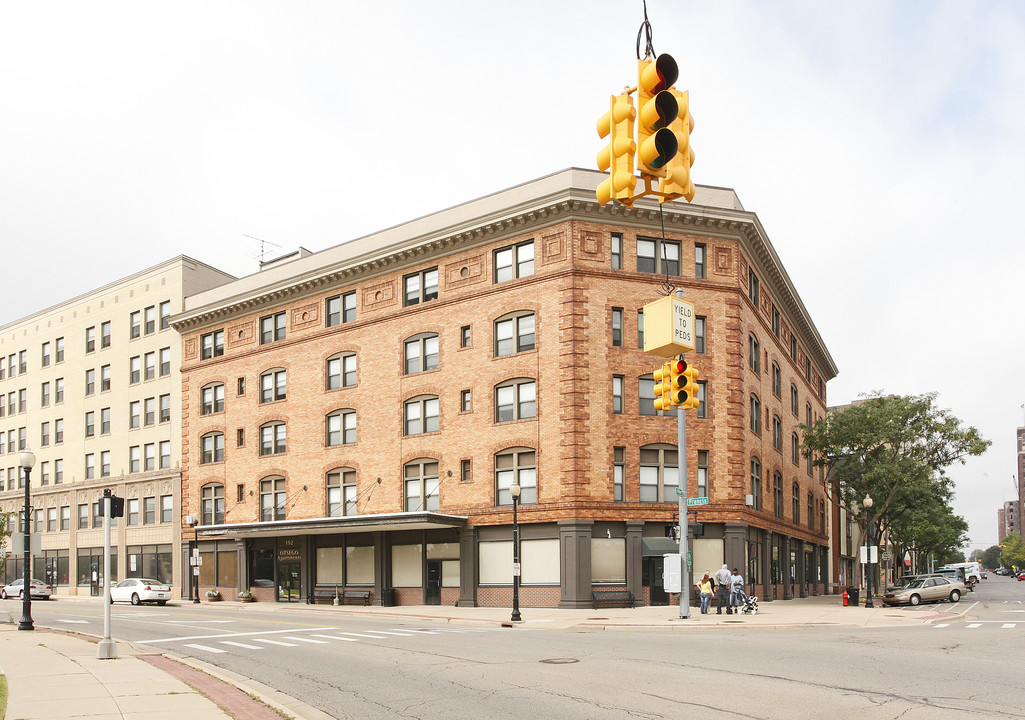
(510, 481, 522, 622)
(18, 448, 36, 631)
(187, 515, 200, 603)
(863, 494, 874, 609)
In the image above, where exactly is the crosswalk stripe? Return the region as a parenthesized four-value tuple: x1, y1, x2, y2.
(185, 643, 227, 653)
(1001, 623, 1016, 629)
(221, 641, 264, 650)
(333, 632, 389, 639)
(253, 638, 299, 647)
(367, 631, 415, 637)
(311, 634, 359, 642)
(283, 636, 329, 644)
(934, 624, 949, 628)
(398, 629, 440, 635)
(966, 623, 982, 629)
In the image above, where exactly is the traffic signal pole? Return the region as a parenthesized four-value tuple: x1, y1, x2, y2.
(676, 289, 691, 619)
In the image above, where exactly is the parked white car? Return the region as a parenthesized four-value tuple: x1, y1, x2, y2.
(109, 578, 171, 605)
(1, 578, 53, 600)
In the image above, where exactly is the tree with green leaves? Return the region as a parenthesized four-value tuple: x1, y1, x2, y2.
(1000, 534, 1025, 570)
(979, 545, 1003, 570)
(885, 480, 968, 574)
(802, 392, 990, 544)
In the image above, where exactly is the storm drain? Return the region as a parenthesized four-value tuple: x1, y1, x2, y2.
(540, 658, 580, 664)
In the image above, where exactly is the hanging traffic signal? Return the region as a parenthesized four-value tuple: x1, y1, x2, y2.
(652, 361, 672, 411)
(636, 54, 679, 177)
(596, 92, 637, 206)
(659, 88, 696, 203)
(668, 356, 687, 405)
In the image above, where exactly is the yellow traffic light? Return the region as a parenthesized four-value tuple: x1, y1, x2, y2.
(668, 357, 686, 405)
(653, 361, 672, 411)
(636, 55, 679, 177)
(659, 88, 696, 203)
(596, 93, 637, 206)
(681, 362, 700, 410)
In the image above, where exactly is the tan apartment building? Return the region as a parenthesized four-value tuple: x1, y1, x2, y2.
(174, 168, 837, 608)
(0, 257, 234, 598)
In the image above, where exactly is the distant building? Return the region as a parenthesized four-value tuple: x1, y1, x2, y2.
(0, 258, 234, 597)
(173, 168, 838, 607)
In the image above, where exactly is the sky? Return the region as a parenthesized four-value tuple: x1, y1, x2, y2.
(1, 1, 1023, 551)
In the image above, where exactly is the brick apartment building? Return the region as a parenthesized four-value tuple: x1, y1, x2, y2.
(173, 168, 837, 608)
(0, 258, 234, 597)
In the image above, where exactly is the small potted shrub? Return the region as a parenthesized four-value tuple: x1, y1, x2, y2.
(237, 590, 253, 603)
(205, 589, 221, 601)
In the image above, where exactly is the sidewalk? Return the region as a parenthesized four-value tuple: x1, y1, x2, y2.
(1, 593, 965, 719)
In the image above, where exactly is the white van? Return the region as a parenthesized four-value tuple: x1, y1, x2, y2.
(939, 562, 981, 587)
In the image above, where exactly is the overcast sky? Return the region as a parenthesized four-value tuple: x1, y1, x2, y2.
(2, 1, 1022, 551)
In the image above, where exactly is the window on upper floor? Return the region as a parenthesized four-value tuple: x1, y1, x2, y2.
(405, 459, 440, 512)
(259, 422, 287, 456)
(792, 483, 801, 524)
(326, 291, 356, 327)
(639, 444, 678, 503)
(494, 240, 534, 283)
(327, 468, 357, 517)
(495, 448, 536, 506)
(750, 457, 762, 510)
(611, 308, 623, 347)
(202, 483, 225, 525)
(749, 268, 759, 305)
(326, 353, 357, 389)
(773, 415, 782, 451)
(774, 472, 784, 518)
(201, 330, 224, 359)
(637, 237, 680, 275)
(404, 334, 439, 374)
(260, 312, 286, 344)
(772, 362, 781, 397)
(326, 409, 357, 447)
(611, 233, 622, 270)
(694, 316, 706, 353)
(750, 393, 761, 434)
(201, 432, 224, 464)
(771, 305, 780, 337)
(260, 476, 286, 521)
(201, 383, 225, 415)
(695, 243, 706, 279)
(260, 369, 286, 403)
(494, 312, 535, 357)
(749, 333, 760, 373)
(404, 396, 439, 436)
(403, 268, 438, 306)
(495, 379, 536, 423)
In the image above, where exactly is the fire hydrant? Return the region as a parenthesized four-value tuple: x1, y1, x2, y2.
(842, 589, 849, 606)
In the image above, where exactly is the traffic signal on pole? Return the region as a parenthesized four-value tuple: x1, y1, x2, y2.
(659, 88, 696, 203)
(652, 361, 672, 411)
(110, 495, 124, 518)
(680, 360, 701, 410)
(636, 54, 680, 177)
(596, 92, 637, 206)
(668, 356, 687, 405)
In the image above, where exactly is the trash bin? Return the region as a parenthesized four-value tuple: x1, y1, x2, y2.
(381, 587, 396, 607)
(846, 587, 859, 605)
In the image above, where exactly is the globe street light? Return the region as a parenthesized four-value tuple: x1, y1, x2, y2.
(863, 494, 874, 609)
(510, 481, 522, 623)
(18, 448, 36, 631)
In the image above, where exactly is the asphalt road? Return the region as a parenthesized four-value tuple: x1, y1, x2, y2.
(10, 577, 1025, 720)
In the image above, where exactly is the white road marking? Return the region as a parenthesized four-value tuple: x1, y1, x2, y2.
(145, 627, 336, 644)
(1001, 623, 1016, 629)
(220, 641, 264, 650)
(398, 629, 441, 635)
(311, 634, 359, 642)
(933, 623, 949, 628)
(367, 630, 415, 637)
(55, 619, 90, 624)
(283, 636, 329, 644)
(333, 632, 390, 639)
(185, 643, 227, 653)
(166, 620, 235, 624)
(966, 623, 982, 629)
(253, 638, 299, 647)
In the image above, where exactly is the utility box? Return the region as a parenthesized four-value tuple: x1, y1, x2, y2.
(663, 553, 682, 593)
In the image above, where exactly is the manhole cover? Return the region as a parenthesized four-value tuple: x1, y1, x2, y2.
(540, 658, 580, 664)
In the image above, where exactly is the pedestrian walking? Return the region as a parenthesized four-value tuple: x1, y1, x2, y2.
(729, 568, 747, 610)
(714, 564, 732, 614)
(698, 571, 713, 614)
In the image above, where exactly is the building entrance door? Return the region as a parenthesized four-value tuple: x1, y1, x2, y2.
(426, 561, 442, 605)
(278, 561, 301, 602)
(644, 556, 670, 606)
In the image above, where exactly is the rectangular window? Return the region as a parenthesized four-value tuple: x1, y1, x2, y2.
(130, 356, 140, 384)
(41, 342, 51, 367)
(61, 505, 71, 531)
(100, 450, 110, 477)
(613, 446, 625, 501)
(236, 428, 245, 447)
(47, 507, 57, 532)
(697, 450, 709, 498)
(403, 268, 439, 306)
(695, 243, 706, 279)
(749, 333, 760, 373)
(460, 389, 471, 412)
(637, 237, 680, 275)
(325, 291, 356, 327)
(100, 364, 111, 391)
(18, 350, 26, 374)
(160, 495, 173, 523)
(130, 311, 141, 339)
(40, 422, 50, 447)
(637, 309, 644, 349)
(494, 240, 534, 283)
(159, 394, 171, 423)
(749, 268, 759, 305)
(127, 498, 139, 526)
(460, 325, 471, 348)
(85, 369, 95, 396)
(129, 446, 140, 473)
(78, 504, 89, 529)
(129, 401, 141, 429)
(85, 411, 95, 437)
(40, 462, 49, 486)
(611, 233, 622, 270)
(771, 305, 780, 337)
(54, 418, 64, 444)
(144, 352, 156, 380)
(144, 444, 156, 471)
(260, 312, 287, 344)
(101, 321, 112, 348)
(144, 397, 155, 426)
(159, 300, 172, 330)
(611, 308, 623, 347)
(159, 347, 171, 376)
(143, 497, 156, 524)
(237, 377, 245, 396)
(461, 459, 472, 482)
(201, 330, 224, 359)
(143, 306, 155, 335)
(159, 440, 171, 469)
(41, 381, 50, 407)
(55, 337, 64, 362)
(85, 454, 95, 480)
(697, 380, 708, 419)
(612, 375, 624, 414)
(54, 458, 63, 484)
(85, 326, 96, 353)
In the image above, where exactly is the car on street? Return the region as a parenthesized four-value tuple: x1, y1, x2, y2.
(882, 576, 964, 606)
(0, 578, 53, 600)
(1018, 572, 1025, 582)
(109, 578, 171, 605)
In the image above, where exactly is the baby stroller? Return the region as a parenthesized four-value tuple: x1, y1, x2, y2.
(738, 594, 759, 615)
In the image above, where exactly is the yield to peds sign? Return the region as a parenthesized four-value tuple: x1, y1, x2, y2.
(642, 295, 695, 357)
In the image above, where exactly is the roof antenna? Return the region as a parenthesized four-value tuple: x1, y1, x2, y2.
(244, 234, 283, 267)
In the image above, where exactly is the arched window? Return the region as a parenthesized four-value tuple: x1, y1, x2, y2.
(201, 483, 224, 525)
(750, 457, 762, 510)
(326, 353, 357, 390)
(260, 368, 286, 403)
(791, 383, 799, 416)
(260, 476, 286, 521)
(773, 415, 782, 451)
(326, 409, 356, 446)
(774, 472, 784, 518)
(792, 482, 801, 524)
(772, 362, 781, 397)
(201, 382, 224, 415)
(494, 312, 535, 357)
(495, 379, 536, 422)
(326, 468, 356, 517)
(495, 448, 536, 506)
(404, 459, 439, 512)
(200, 432, 224, 465)
(792, 433, 800, 465)
(259, 422, 286, 456)
(639, 444, 677, 503)
(404, 396, 439, 435)
(748, 333, 760, 373)
(403, 334, 439, 374)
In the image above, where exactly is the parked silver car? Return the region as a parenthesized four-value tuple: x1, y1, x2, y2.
(883, 576, 964, 606)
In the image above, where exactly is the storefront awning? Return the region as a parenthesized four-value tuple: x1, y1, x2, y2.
(195, 511, 468, 540)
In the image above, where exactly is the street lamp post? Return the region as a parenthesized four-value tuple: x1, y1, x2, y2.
(187, 515, 200, 603)
(510, 481, 522, 622)
(863, 494, 874, 609)
(18, 448, 36, 631)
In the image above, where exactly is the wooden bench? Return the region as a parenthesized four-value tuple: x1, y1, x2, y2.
(310, 587, 341, 603)
(341, 589, 372, 605)
(309, 588, 373, 605)
(591, 590, 635, 609)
